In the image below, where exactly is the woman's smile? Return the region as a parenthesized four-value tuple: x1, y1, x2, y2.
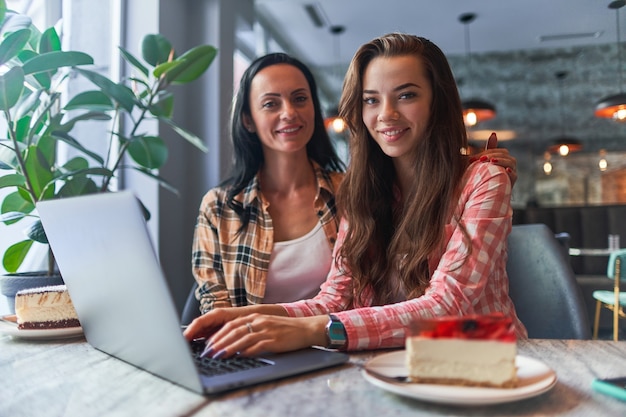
(377, 127, 409, 142)
(276, 124, 303, 136)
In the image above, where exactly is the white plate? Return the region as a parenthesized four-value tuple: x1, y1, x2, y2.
(0, 315, 83, 340)
(362, 350, 557, 406)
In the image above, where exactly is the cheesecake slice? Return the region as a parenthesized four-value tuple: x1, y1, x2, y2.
(405, 314, 517, 388)
(15, 285, 80, 330)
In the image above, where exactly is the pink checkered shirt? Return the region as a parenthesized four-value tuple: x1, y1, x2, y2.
(281, 162, 528, 350)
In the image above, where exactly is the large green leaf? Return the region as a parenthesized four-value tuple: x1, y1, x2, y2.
(149, 92, 174, 118)
(38, 26, 61, 53)
(50, 131, 105, 164)
(128, 135, 168, 169)
(0, 140, 17, 169)
(75, 68, 136, 113)
(3, 239, 33, 273)
(31, 71, 51, 91)
(22, 51, 93, 75)
(61, 156, 89, 172)
(57, 175, 100, 197)
(35, 135, 56, 167)
(56, 168, 112, 195)
(14, 88, 42, 121)
(60, 111, 111, 133)
(0, 159, 13, 170)
(160, 117, 208, 152)
(16, 48, 35, 64)
(14, 114, 32, 144)
(0, 173, 25, 189)
(130, 165, 179, 196)
(118, 46, 149, 78)
(0, 12, 32, 37)
(0, 28, 30, 66)
(152, 60, 181, 79)
(26, 219, 47, 243)
(15, 186, 32, 206)
(0, 66, 24, 111)
(17, 49, 50, 89)
(23, 144, 55, 199)
(1, 190, 34, 218)
(64, 90, 114, 111)
(46, 112, 65, 135)
(55, 167, 112, 183)
(26, 91, 60, 142)
(24, 19, 41, 51)
(141, 34, 172, 66)
(0, 211, 27, 223)
(165, 45, 217, 85)
(0, 162, 13, 170)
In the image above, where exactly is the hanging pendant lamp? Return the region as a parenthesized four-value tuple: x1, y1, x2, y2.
(462, 99, 497, 127)
(324, 25, 347, 134)
(459, 13, 497, 127)
(548, 71, 582, 156)
(595, 0, 626, 121)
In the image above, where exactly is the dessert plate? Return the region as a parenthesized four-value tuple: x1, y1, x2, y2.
(0, 315, 83, 340)
(361, 350, 557, 406)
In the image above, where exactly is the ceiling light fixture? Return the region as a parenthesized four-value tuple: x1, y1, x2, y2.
(595, 0, 626, 121)
(458, 13, 496, 127)
(324, 25, 347, 135)
(538, 31, 602, 42)
(548, 71, 582, 156)
(303, 3, 326, 28)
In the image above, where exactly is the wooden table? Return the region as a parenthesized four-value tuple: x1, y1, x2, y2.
(1, 334, 625, 416)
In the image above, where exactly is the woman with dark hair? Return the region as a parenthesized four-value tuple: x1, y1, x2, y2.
(192, 53, 345, 313)
(191, 50, 519, 319)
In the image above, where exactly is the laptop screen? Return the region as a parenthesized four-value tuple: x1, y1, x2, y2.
(37, 191, 349, 395)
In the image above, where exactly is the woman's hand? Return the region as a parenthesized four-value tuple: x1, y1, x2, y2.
(471, 132, 517, 185)
(183, 307, 244, 341)
(194, 314, 329, 359)
(183, 305, 328, 358)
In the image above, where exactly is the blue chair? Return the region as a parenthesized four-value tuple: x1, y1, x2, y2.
(592, 249, 626, 341)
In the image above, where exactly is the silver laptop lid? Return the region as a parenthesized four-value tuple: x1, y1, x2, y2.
(37, 191, 203, 393)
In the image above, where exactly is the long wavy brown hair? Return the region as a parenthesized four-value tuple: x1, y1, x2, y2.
(337, 33, 469, 305)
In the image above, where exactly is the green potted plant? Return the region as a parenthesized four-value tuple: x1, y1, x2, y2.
(0, 2, 217, 312)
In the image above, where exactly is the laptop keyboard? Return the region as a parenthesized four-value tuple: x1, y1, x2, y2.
(190, 339, 272, 377)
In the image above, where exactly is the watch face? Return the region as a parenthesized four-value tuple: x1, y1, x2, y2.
(327, 316, 347, 348)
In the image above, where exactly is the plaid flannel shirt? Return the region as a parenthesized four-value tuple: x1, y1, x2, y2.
(192, 162, 343, 313)
(281, 162, 528, 350)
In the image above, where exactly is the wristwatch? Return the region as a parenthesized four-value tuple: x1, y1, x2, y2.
(325, 314, 347, 349)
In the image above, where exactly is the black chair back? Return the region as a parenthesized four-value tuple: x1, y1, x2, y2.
(181, 282, 201, 326)
(507, 224, 591, 339)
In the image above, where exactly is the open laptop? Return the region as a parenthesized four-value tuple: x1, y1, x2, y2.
(36, 191, 348, 395)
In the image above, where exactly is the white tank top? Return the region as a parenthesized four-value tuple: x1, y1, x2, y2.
(263, 221, 332, 304)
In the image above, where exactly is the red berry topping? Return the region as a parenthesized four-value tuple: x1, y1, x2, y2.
(414, 313, 516, 342)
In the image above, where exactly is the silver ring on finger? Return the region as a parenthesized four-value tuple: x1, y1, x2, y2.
(246, 322, 254, 333)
